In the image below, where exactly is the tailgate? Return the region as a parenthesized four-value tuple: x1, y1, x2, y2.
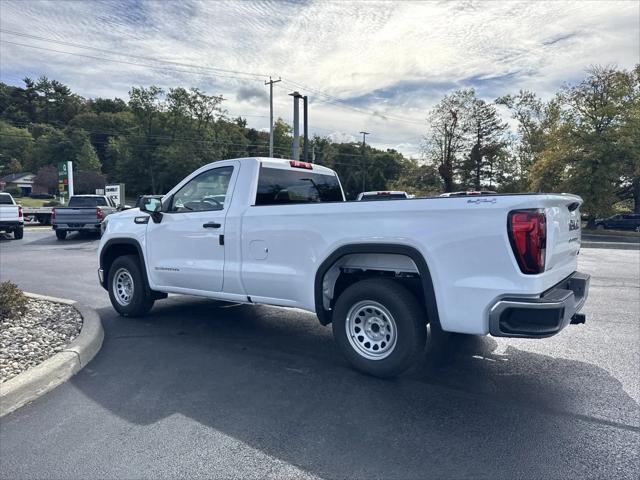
(0, 205, 19, 222)
(55, 208, 99, 224)
(544, 195, 582, 275)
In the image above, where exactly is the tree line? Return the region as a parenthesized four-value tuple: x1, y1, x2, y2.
(0, 65, 637, 219)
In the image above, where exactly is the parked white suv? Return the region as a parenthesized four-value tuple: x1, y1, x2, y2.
(98, 158, 589, 377)
(0, 192, 24, 239)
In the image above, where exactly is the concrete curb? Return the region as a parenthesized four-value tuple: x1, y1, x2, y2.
(0, 293, 104, 417)
(582, 241, 640, 251)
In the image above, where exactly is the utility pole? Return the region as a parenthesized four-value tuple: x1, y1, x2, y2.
(289, 91, 302, 160)
(264, 77, 281, 157)
(360, 131, 370, 192)
(303, 95, 309, 162)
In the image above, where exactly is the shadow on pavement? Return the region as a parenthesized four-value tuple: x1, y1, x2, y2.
(65, 297, 639, 479)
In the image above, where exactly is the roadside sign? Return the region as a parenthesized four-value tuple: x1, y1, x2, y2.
(57, 161, 74, 198)
(57, 162, 67, 194)
(105, 184, 125, 207)
(95, 188, 105, 195)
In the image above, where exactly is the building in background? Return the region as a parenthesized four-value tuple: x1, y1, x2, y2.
(0, 172, 35, 196)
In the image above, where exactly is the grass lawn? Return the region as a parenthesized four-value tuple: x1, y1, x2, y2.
(15, 198, 50, 208)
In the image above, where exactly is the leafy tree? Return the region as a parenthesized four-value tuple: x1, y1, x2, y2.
(460, 98, 507, 189)
(0, 120, 33, 172)
(33, 165, 58, 193)
(70, 111, 136, 176)
(89, 97, 129, 114)
(530, 66, 639, 221)
(31, 126, 100, 172)
(272, 118, 292, 158)
(424, 89, 474, 192)
(496, 90, 547, 189)
(75, 169, 107, 194)
(389, 158, 441, 196)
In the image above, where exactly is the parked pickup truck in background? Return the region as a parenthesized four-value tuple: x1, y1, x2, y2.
(0, 192, 24, 239)
(357, 190, 410, 201)
(98, 157, 590, 377)
(53, 195, 117, 240)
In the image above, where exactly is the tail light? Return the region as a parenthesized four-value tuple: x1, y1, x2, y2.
(18, 206, 23, 218)
(96, 208, 104, 220)
(508, 209, 546, 274)
(52, 208, 56, 220)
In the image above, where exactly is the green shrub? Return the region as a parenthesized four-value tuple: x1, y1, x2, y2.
(44, 200, 60, 207)
(0, 281, 27, 321)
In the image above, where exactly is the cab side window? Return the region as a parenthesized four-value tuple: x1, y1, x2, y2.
(170, 166, 233, 213)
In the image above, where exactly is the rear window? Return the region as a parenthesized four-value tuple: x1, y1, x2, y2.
(255, 167, 343, 205)
(68, 196, 108, 207)
(0, 194, 14, 205)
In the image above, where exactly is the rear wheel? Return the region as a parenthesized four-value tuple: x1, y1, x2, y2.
(55, 230, 67, 240)
(108, 255, 154, 317)
(332, 279, 426, 378)
(13, 227, 23, 240)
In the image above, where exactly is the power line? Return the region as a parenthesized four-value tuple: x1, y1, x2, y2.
(0, 29, 268, 79)
(1, 29, 427, 127)
(1, 30, 428, 148)
(0, 40, 260, 82)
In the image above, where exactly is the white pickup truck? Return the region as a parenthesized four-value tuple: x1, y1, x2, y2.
(0, 192, 24, 239)
(98, 157, 589, 377)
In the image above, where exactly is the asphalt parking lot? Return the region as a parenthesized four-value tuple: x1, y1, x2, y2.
(1, 228, 638, 479)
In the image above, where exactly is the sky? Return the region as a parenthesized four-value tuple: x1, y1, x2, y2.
(0, 0, 638, 157)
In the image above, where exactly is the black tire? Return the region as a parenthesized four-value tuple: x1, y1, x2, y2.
(13, 227, 23, 240)
(55, 230, 67, 240)
(107, 254, 154, 317)
(332, 279, 427, 378)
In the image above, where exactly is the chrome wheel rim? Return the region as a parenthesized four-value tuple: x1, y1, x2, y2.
(113, 268, 134, 306)
(345, 300, 397, 360)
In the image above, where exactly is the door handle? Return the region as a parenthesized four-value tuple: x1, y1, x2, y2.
(203, 222, 221, 229)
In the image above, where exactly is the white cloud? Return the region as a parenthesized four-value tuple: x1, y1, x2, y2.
(0, 0, 637, 156)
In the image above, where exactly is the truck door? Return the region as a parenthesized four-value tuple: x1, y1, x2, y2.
(146, 162, 239, 293)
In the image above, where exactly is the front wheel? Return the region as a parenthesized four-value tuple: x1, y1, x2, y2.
(108, 255, 154, 317)
(332, 279, 426, 378)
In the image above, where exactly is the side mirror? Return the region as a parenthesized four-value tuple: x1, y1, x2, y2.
(140, 196, 163, 223)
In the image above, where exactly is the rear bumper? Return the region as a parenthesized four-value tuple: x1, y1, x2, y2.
(53, 223, 101, 231)
(489, 271, 590, 338)
(0, 221, 23, 230)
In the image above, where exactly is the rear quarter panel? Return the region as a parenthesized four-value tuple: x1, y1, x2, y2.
(237, 194, 580, 335)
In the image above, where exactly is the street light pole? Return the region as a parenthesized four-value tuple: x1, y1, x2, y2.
(359, 131, 370, 192)
(289, 91, 302, 160)
(303, 95, 309, 162)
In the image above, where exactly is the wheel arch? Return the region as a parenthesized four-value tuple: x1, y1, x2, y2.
(314, 243, 440, 327)
(100, 238, 148, 290)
